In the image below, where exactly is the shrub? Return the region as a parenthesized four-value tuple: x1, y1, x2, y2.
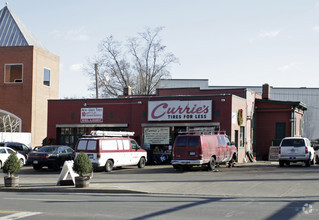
(73, 152, 93, 177)
(3, 152, 21, 177)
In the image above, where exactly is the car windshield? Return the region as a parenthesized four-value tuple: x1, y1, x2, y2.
(281, 139, 305, 147)
(37, 147, 58, 153)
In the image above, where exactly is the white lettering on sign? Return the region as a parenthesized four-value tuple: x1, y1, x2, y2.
(81, 108, 103, 123)
(148, 100, 212, 121)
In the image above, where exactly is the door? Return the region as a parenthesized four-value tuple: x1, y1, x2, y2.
(275, 123, 286, 146)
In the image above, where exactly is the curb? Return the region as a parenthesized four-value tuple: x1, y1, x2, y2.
(0, 186, 146, 194)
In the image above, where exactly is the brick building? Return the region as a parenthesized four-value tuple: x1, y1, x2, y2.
(46, 84, 307, 162)
(0, 6, 59, 147)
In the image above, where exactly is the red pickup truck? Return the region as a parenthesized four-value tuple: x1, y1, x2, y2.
(171, 132, 237, 171)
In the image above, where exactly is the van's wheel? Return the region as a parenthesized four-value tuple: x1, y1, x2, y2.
(105, 160, 114, 172)
(208, 157, 216, 171)
(138, 157, 146, 168)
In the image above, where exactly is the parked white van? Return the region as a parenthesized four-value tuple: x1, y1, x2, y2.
(75, 131, 147, 172)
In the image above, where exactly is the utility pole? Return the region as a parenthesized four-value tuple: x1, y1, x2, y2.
(94, 63, 99, 99)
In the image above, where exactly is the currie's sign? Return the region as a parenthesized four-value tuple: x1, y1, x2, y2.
(148, 100, 212, 121)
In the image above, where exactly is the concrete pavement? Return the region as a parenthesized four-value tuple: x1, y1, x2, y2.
(1, 161, 319, 198)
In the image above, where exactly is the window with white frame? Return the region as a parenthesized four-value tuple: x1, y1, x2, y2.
(5, 64, 23, 83)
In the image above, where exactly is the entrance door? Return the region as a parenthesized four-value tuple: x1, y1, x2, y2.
(275, 123, 286, 146)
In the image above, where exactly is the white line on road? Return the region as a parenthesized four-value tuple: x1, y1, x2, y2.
(0, 212, 42, 220)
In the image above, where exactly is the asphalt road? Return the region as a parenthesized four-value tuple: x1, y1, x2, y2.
(0, 162, 319, 219)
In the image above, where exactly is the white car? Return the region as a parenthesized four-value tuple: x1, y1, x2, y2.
(278, 137, 315, 167)
(0, 147, 26, 168)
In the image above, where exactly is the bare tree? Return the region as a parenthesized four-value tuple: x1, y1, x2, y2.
(0, 114, 20, 132)
(85, 27, 178, 97)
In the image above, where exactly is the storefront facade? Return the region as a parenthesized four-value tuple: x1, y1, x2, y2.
(47, 93, 250, 163)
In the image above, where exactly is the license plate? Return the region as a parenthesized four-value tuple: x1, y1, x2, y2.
(189, 152, 195, 156)
(33, 160, 38, 164)
(87, 154, 94, 159)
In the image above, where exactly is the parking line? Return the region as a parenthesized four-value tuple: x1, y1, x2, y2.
(0, 211, 42, 220)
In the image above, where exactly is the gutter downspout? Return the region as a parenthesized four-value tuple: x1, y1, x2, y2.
(290, 107, 295, 137)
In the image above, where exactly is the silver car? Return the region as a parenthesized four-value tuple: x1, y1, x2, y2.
(278, 137, 315, 167)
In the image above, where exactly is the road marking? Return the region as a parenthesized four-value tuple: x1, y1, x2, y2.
(0, 211, 42, 220)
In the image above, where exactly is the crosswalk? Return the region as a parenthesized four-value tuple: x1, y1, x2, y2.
(0, 211, 41, 219)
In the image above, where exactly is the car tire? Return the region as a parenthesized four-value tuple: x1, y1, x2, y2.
(137, 157, 146, 168)
(316, 156, 319, 164)
(279, 161, 285, 167)
(105, 160, 114, 172)
(33, 164, 42, 170)
(208, 157, 216, 171)
(0, 161, 2, 169)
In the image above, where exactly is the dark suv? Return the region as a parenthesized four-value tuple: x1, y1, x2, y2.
(0, 142, 32, 158)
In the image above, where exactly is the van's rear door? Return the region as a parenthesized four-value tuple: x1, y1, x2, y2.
(173, 136, 201, 160)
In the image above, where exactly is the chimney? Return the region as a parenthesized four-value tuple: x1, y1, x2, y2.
(262, 83, 270, 100)
(123, 86, 132, 96)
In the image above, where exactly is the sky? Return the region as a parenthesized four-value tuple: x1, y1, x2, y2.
(4, 0, 319, 98)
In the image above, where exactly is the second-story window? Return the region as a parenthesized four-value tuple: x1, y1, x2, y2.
(43, 68, 50, 86)
(5, 64, 23, 83)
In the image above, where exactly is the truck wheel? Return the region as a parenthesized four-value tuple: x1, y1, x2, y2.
(173, 165, 181, 170)
(138, 157, 146, 168)
(208, 157, 216, 171)
(316, 156, 319, 164)
(105, 160, 114, 172)
(0, 161, 2, 169)
(279, 161, 285, 167)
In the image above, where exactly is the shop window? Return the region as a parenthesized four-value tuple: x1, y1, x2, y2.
(43, 68, 50, 86)
(5, 64, 23, 83)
